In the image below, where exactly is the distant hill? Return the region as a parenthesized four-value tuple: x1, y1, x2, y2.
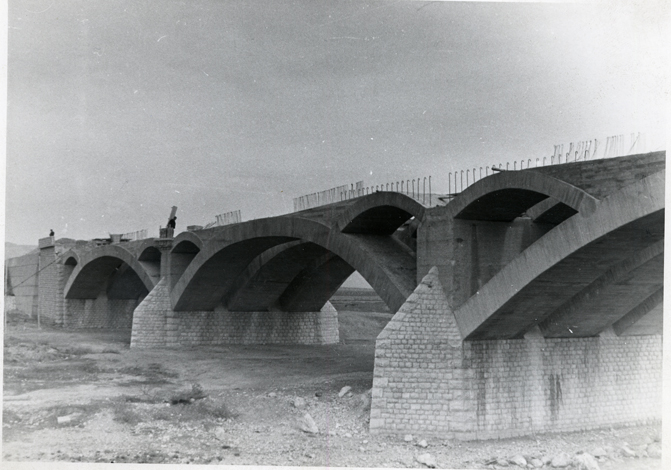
(5, 242, 38, 260)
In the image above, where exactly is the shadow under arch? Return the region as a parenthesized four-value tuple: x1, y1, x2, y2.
(64, 244, 156, 299)
(169, 231, 204, 288)
(454, 171, 665, 340)
(447, 170, 599, 221)
(170, 217, 417, 313)
(336, 191, 426, 235)
(225, 240, 356, 312)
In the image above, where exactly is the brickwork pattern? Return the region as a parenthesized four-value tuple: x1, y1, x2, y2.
(131, 278, 339, 348)
(65, 297, 138, 330)
(130, 278, 170, 348)
(37, 246, 66, 325)
(370, 267, 663, 440)
(370, 267, 471, 437)
(465, 334, 663, 439)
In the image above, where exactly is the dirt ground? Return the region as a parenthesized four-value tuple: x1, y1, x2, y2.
(2, 310, 663, 469)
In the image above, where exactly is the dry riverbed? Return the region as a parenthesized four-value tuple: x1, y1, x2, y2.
(2, 311, 663, 469)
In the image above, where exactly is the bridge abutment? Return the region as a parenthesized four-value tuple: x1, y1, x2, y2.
(36, 237, 66, 326)
(131, 278, 340, 348)
(370, 267, 663, 439)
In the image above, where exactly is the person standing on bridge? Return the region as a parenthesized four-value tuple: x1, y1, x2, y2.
(167, 216, 176, 237)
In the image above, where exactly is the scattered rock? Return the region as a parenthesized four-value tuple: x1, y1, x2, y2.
(590, 447, 607, 458)
(529, 457, 544, 468)
(417, 439, 428, 448)
(57, 415, 72, 424)
(338, 386, 352, 397)
(416, 452, 437, 468)
(213, 427, 227, 441)
(292, 397, 306, 408)
(268, 392, 277, 398)
(510, 454, 527, 467)
(315, 392, 322, 398)
(298, 412, 319, 434)
(574, 452, 600, 470)
(550, 452, 572, 468)
(345, 432, 352, 438)
(404, 434, 414, 442)
(620, 445, 636, 458)
(495, 457, 509, 467)
(646, 442, 662, 459)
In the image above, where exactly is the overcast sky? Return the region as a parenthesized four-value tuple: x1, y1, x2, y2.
(5, 0, 668, 245)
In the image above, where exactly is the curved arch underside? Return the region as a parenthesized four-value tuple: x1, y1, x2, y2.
(171, 216, 417, 313)
(449, 170, 598, 221)
(226, 241, 355, 312)
(65, 256, 151, 300)
(455, 171, 665, 340)
(64, 245, 156, 300)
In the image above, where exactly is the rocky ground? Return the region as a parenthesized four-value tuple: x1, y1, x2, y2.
(2, 310, 664, 469)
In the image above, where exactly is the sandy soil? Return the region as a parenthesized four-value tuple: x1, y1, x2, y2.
(2, 311, 663, 469)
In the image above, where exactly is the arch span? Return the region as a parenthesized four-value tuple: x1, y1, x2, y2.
(168, 232, 204, 288)
(454, 171, 665, 340)
(447, 170, 598, 221)
(170, 216, 416, 313)
(337, 191, 426, 234)
(64, 244, 156, 299)
(60, 250, 80, 267)
(171, 231, 204, 252)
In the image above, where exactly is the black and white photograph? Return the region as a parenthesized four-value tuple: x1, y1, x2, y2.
(3, 1, 668, 469)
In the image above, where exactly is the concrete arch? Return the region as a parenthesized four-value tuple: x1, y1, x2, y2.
(135, 238, 160, 256)
(137, 244, 162, 284)
(169, 232, 204, 288)
(454, 170, 665, 340)
(538, 240, 664, 337)
(226, 241, 338, 312)
(171, 231, 204, 253)
(447, 170, 599, 221)
(60, 250, 80, 266)
(279, 253, 356, 311)
(337, 191, 426, 234)
(171, 216, 416, 313)
(64, 244, 156, 299)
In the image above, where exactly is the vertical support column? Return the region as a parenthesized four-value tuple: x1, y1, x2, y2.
(37, 236, 66, 326)
(130, 238, 177, 349)
(155, 238, 179, 346)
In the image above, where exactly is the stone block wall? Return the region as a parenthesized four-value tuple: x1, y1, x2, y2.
(465, 332, 663, 439)
(65, 296, 138, 329)
(131, 277, 170, 348)
(131, 278, 340, 348)
(370, 266, 471, 437)
(370, 267, 663, 440)
(5, 251, 39, 317)
(37, 245, 66, 325)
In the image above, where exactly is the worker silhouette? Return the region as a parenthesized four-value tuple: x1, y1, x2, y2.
(49, 229, 54, 237)
(167, 217, 176, 238)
